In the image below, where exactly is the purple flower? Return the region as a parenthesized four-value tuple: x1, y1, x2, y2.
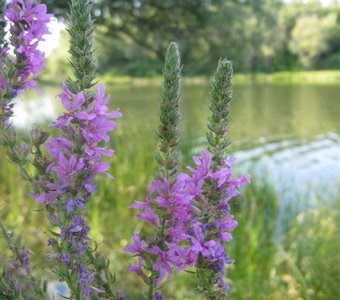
(61, 253, 71, 264)
(78, 263, 95, 299)
(19, 246, 30, 274)
(35, 191, 59, 205)
(188, 151, 213, 179)
(1, 0, 52, 127)
(3, 0, 52, 89)
(56, 88, 96, 127)
(93, 84, 123, 119)
(129, 196, 152, 210)
(129, 150, 249, 296)
(84, 145, 114, 157)
(45, 137, 72, 158)
(128, 258, 144, 274)
(52, 153, 85, 181)
(151, 246, 173, 286)
(34, 183, 60, 204)
(137, 207, 160, 227)
(66, 197, 86, 213)
(154, 292, 164, 300)
(124, 234, 147, 254)
(166, 242, 187, 271)
(81, 116, 118, 144)
(91, 161, 113, 178)
(36, 79, 121, 298)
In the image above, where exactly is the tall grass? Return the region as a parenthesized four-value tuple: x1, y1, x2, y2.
(1, 141, 338, 299)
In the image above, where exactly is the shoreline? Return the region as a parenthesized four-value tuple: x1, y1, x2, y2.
(40, 70, 340, 86)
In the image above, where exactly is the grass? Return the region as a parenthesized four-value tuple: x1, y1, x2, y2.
(1, 142, 339, 299)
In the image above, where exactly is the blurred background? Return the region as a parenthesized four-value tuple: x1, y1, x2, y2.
(1, 0, 340, 299)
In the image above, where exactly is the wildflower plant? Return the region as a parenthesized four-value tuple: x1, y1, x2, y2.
(192, 59, 250, 298)
(0, 0, 122, 299)
(0, 216, 47, 299)
(0, 0, 52, 175)
(31, 0, 123, 298)
(125, 42, 183, 299)
(0, 0, 52, 125)
(126, 48, 250, 299)
(0, 1, 51, 298)
(0, 0, 249, 299)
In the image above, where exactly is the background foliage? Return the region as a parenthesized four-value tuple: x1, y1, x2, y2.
(44, 0, 340, 77)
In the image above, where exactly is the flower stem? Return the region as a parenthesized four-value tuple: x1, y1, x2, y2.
(67, 0, 97, 92)
(148, 277, 155, 300)
(155, 42, 182, 183)
(206, 58, 233, 169)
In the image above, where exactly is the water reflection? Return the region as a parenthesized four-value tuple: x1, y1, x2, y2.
(12, 83, 340, 208)
(12, 91, 58, 128)
(236, 132, 340, 201)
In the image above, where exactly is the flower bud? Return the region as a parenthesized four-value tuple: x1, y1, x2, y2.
(31, 127, 49, 146)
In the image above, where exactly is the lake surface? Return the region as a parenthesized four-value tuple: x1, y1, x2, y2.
(13, 83, 340, 212)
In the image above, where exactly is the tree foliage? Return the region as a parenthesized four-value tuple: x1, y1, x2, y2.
(45, 0, 340, 76)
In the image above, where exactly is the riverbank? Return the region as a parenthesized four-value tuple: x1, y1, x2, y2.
(98, 70, 340, 87)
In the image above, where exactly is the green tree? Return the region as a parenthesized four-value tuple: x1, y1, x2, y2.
(289, 13, 337, 68)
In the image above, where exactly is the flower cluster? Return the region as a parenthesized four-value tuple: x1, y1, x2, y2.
(0, 0, 51, 127)
(126, 151, 250, 296)
(2, 0, 51, 92)
(0, 217, 47, 299)
(4, 246, 31, 282)
(35, 82, 121, 298)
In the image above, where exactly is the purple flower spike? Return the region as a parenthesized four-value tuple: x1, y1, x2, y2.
(1, 0, 52, 126)
(127, 150, 249, 296)
(34, 77, 121, 298)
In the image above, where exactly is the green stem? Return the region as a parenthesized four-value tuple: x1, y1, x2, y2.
(0, 219, 12, 245)
(195, 58, 234, 299)
(148, 276, 155, 300)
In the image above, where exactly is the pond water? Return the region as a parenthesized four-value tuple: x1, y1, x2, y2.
(13, 83, 340, 211)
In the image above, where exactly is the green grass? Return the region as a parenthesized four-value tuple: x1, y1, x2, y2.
(1, 143, 339, 299)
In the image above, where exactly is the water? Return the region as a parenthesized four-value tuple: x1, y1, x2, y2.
(13, 83, 340, 207)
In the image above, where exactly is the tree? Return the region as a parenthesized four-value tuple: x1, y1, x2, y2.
(46, 0, 213, 61)
(289, 13, 337, 68)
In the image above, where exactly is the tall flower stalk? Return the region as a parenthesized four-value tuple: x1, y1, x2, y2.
(0, 0, 51, 124)
(126, 52, 250, 299)
(0, 2, 50, 298)
(31, 0, 123, 299)
(155, 42, 182, 182)
(191, 59, 250, 299)
(206, 59, 233, 168)
(125, 42, 182, 299)
(0, 0, 52, 167)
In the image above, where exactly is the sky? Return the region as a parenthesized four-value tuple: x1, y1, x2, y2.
(38, 18, 65, 56)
